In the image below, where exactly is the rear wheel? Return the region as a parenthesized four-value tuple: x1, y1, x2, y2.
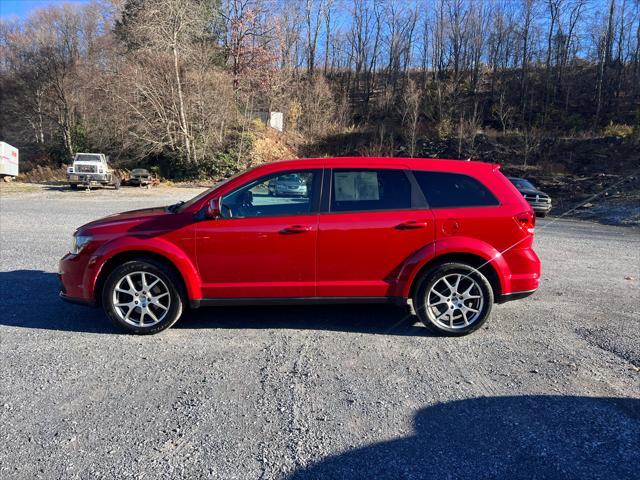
(102, 260, 183, 334)
(70, 184, 78, 190)
(413, 262, 493, 336)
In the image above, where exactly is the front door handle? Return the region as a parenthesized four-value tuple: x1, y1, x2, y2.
(280, 225, 312, 234)
(396, 220, 429, 230)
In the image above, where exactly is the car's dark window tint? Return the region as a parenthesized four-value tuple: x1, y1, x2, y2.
(330, 169, 411, 212)
(413, 171, 499, 208)
(221, 170, 318, 218)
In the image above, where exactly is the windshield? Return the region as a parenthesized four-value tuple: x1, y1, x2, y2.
(132, 169, 148, 174)
(75, 154, 102, 162)
(173, 168, 255, 213)
(510, 178, 536, 190)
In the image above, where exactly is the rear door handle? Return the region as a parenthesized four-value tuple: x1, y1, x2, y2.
(396, 220, 429, 230)
(280, 225, 312, 234)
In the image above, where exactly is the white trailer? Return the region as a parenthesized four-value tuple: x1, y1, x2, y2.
(0, 142, 19, 178)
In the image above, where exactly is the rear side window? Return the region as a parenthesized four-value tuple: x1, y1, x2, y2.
(413, 171, 499, 208)
(331, 169, 411, 212)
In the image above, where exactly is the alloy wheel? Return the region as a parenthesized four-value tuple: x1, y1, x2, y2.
(425, 273, 484, 330)
(112, 271, 171, 327)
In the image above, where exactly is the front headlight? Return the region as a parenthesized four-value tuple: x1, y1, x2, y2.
(71, 234, 92, 254)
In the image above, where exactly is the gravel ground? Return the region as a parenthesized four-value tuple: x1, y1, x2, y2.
(1, 184, 639, 479)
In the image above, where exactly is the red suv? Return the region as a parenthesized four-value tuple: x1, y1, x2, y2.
(59, 158, 540, 335)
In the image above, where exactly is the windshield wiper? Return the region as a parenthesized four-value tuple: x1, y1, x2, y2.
(167, 200, 185, 213)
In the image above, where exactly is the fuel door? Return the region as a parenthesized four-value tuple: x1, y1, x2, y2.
(441, 218, 461, 236)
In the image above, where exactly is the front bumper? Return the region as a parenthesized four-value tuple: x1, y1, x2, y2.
(59, 290, 96, 307)
(524, 198, 552, 213)
(277, 190, 307, 196)
(59, 252, 95, 305)
(130, 177, 151, 185)
(68, 173, 109, 184)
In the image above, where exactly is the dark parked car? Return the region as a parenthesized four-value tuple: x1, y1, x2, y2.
(129, 168, 153, 187)
(508, 177, 552, 217)
(268, 173, 308, 196)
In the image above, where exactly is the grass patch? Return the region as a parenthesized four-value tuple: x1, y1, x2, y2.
(0, 182, 41, 194)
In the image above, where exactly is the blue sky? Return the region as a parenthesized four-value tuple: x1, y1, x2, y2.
(0, 0, 91, 20)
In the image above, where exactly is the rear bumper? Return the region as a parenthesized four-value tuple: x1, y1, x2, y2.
(502, 246, 541, 294)
(496, 288, 537, 304)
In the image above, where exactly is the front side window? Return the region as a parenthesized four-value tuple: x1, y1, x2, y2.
(413, 171, 499, 208)
(330, 169, 412, 212)
(221, 170, 318, 218)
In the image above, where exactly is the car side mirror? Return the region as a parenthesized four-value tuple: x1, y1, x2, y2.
(206, 197, 222, 219)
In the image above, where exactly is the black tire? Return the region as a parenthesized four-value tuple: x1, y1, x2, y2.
(70, 184, 78, 190)
(102, 259, 183, 334)
(536, 211, 547, 218)
(413, 262, 494, 336)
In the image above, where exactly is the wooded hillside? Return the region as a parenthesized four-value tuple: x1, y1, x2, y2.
(1, 0, 638, 179)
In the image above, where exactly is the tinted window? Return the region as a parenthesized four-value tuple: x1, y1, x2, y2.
(222, 170, 318, 218)
(413, 171, 499, 208)
(331, 169, 411, 212)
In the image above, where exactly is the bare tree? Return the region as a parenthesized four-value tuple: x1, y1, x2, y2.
(304, 0, 324, 76)
(401, 79, 421, 157)
(115, 0, 210, 163)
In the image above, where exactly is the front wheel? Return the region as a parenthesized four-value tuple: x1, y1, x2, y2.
(413, 262, 493, 336)
(102, 260, 183, 334)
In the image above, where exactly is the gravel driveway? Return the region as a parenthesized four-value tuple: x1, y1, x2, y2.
(1, 184, 638, 479)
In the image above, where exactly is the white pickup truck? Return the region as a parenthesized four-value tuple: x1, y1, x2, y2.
(67, 153, 120, 190)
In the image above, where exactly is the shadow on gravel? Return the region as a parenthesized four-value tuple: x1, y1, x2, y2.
(179, 304, 429, 336)
(0, 270, 117, 334)
(289, 395, 640, 480)
(0, 270, 426, 336)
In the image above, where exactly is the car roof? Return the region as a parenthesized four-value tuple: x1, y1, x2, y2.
(264, 157, 499, 173)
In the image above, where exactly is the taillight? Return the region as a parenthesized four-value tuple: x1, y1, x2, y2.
(515, 211, 535, 234)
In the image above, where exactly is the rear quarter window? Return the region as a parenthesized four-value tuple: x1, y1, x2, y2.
(413, 171, 499, 208)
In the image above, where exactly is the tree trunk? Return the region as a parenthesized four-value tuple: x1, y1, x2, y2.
(172, 41, 192, 164)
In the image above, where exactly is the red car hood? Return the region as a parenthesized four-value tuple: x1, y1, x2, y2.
(78, 206, 169, 232)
